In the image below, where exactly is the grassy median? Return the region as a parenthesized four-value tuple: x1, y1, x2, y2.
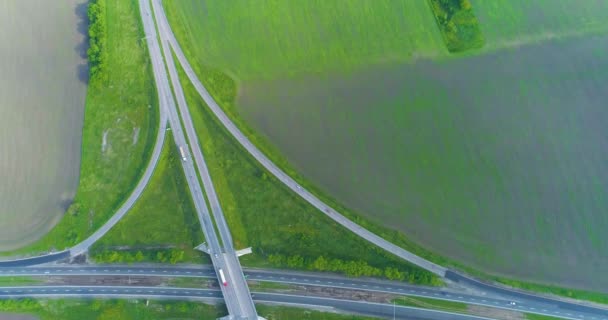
(3, 0, 158, 256)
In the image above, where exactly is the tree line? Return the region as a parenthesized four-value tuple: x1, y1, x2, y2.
(87, 0, 107, 78)
(268, 253, 441, 285)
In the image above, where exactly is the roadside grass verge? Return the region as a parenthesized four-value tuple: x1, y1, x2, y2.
(0, 299, 376, 320)
(394, 296, 467, 312)
(174, 57, 438, 286)
(91, 134, 207, 264)
(526, 314, 562, 320)
(0, 299, 224, 319)
(0, 277, 41, 287)
(3, 0, 158, 256)
(494, 277, 608, 305)
(256, 305, 378, 320)
(427, 0, 485, 52)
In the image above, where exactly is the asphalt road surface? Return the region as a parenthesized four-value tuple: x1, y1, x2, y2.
(141, 0, 258, 318)
(0, 285, 495, 320)
(1, 265, 606, 320)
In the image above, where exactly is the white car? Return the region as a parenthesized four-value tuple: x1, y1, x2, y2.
(509, 301, 516, 306)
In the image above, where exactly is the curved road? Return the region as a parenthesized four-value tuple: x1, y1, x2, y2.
(0, 80, 169, 265)
(0, 285, 495, 320)
(1, 265, 606, 320)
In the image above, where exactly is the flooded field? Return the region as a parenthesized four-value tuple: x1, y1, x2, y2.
(238, 34, 608, 291)
(0, 1, 87, 249)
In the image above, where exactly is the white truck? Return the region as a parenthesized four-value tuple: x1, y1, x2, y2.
(218, 268, 227, 286)
(179, 145, 187, 161)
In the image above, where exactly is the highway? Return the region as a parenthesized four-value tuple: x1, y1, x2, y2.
(140, 0, 258, 318)
(151, 0, 446, 278)
(0, 285, 495, 320)
(149, 0, 257, 317)
(1, 265, 607, 320)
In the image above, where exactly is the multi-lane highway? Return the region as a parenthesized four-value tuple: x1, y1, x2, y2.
(140, 0, 259, 318)
(1, 265, 607, 320)
(0, 285, 496, 320)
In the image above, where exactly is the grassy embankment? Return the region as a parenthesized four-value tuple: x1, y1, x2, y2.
(174, 59, 438, 285)
(0, 299, 376, 320)
(394, 296, 467, 312)
(163, 0, 608, 304)
(3, 0, 158, 256)
(90, 135, 207, 264)
(427, 0, 485, 52)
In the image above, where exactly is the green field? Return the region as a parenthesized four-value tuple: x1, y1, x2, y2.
(0, 299, 377, 320)
(163, 0, 446, 80)
(164, 0, 608, 293)
(471, 0, 608, 50)
(3, 0, 158, 256)
(91, 135, 206, 264)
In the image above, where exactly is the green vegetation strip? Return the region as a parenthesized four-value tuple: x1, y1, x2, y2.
(394, 296, 468, 312)
(0, 299, 376, 320)
(526, 313, 563, 320)
(3, 0, 158, 256)
(427, 0, 484, 52)
(174, 54, 439, 285)
(87, 0, 107, 78)
(0, 277, 41, 287)
(91, 135, 206, 265)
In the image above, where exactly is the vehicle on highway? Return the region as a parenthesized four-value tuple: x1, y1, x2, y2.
(179, 145, 187, 161)
(218, 268, 227, 286)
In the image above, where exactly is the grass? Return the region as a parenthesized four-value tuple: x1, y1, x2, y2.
(393, 296, 468, 313)
(3, 0, 158, 256)
(0, 299, 379, 320)
(494, 277, 608, 305)
(174, 56, 439, 285)
(471, 0, 608, 49)
(91, 134, 207, 264)
(526, 314, 562, 320)
(163, 0, 445, 80)
(0, 299, 224, 320)
(0, 277, 41, 287)
(248, 281, 294, 292)
(256, 305, 378, 320)
(427, 0, 485, 52)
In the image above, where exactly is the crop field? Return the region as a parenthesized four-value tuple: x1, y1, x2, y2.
(165, 0, 608, 292)
(163, 0, 446, 80)
(1, 0, 159, 256)
(0, 0, 87, 250)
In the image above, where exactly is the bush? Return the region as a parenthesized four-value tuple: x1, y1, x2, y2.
(87, 0, 107, 78)
(428, 0, 484, 52)
(267, 253, 439, 285)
